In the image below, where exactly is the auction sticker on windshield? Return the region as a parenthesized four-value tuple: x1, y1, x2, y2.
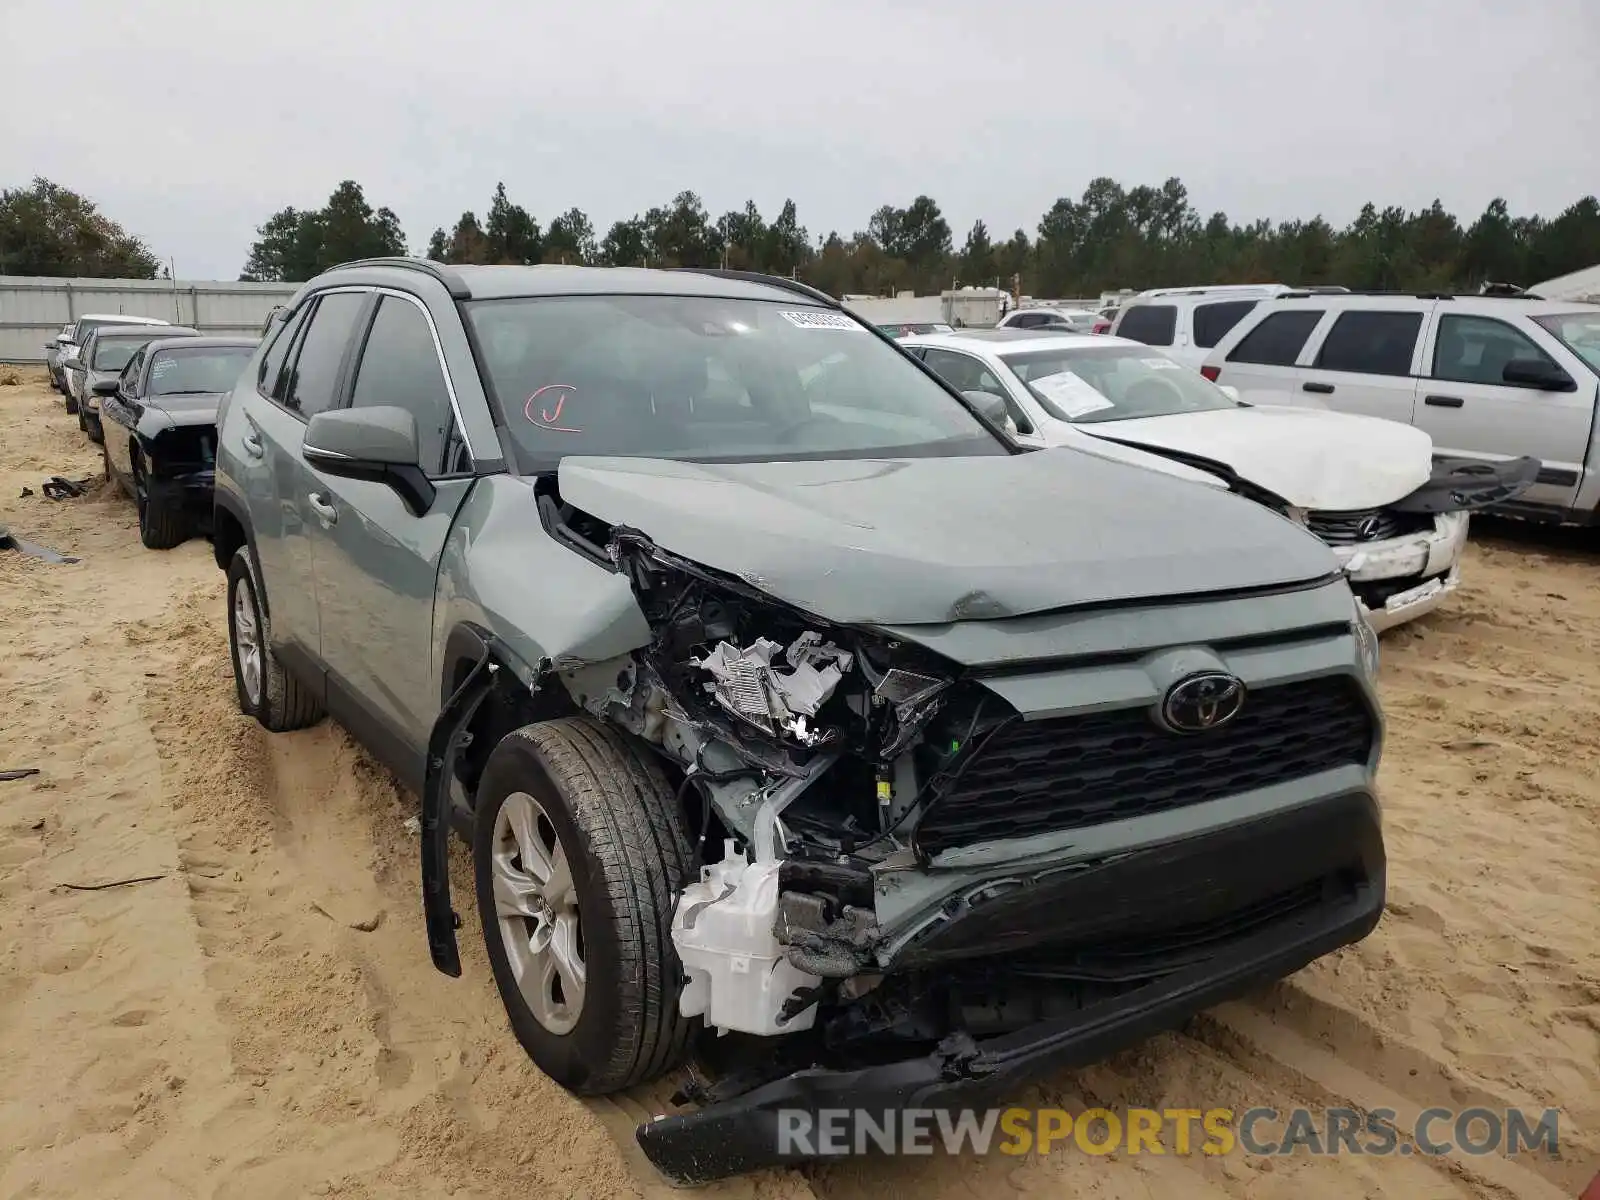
(1031, 371, 1115, 418)
(780, 310, 863, 331)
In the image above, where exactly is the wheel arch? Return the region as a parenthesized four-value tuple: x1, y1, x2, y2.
(212, 490, 261, 611)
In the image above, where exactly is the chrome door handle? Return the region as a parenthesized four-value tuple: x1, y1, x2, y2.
(307, 492, 338, 527)
(242, 432, 265, 458)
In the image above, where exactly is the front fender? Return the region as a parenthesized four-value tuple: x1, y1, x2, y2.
(430, 474, 651, 704)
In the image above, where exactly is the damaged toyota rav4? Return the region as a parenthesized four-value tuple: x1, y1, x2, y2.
(211, 260, 1387, 1185)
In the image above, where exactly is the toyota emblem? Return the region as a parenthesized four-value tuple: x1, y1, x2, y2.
(1355, 515, 1384, 541)
(1159, 672, 1246, 733)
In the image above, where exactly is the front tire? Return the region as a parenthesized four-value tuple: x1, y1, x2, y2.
(473, 718, 696, 1095)
(64, 389, 78, 415)
(225, 546, 324, 731)
(132, 455, 186, 549)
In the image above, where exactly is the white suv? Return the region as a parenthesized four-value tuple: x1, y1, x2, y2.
(1201, 293, 1600, 522)
(1107, 285, 1337, 371)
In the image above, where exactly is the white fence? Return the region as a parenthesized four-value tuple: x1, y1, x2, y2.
(0, 275, 300, 362)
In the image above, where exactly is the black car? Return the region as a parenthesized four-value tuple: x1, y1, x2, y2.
(95, 336, 258, 548)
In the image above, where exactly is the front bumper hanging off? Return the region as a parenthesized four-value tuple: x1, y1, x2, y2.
(637, 869, 1383, 1185)
(637, 785, 1387, 1186)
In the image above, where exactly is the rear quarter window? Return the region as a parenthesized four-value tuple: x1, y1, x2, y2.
(1227, 309, 1324, 366)
(1192, 300, 1259, 349)
(1116, 304, 1178, 346)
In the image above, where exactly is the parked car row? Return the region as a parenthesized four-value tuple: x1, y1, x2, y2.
(1199, 291, 1600, 526)
(48, 314, 258, 548)
(898, 327, 1536, 630)
(204, 258, 1399, 1186)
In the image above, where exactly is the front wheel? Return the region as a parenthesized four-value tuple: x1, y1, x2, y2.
(473, 718, 696, 1095)
(64, 389, 78, 415)
(132, 455, 186, 549)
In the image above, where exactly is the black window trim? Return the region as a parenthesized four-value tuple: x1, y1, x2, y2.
(1311, 309, 1425, 378)
(256, 297, 313, 404)
(1430, 311, 1559, 386)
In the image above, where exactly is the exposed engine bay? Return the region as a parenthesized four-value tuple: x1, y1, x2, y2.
(549, 498, 997, 1043)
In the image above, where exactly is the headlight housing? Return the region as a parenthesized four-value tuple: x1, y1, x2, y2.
(1352, 594, 1380, 679)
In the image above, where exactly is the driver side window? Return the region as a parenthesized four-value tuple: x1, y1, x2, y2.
(121, 348, 146, 396)
(921, 348, 1035, 435)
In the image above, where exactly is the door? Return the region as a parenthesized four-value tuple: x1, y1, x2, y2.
(1291, 301, 1432, 424)
(102, 348, 147, 488)
(1211, 306, 1328, 400)
(253, 290, 372, 668)
(308, 292, 476, 776)
(1414, 311, 1596, 510)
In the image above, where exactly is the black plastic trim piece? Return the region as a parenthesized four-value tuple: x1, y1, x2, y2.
(636, 803, 1385, 1185)
(1392, 455, 1541, 514)
(421, 627, 500, 977)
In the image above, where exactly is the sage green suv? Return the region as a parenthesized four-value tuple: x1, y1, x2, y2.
(212, 259, 1386, 1184)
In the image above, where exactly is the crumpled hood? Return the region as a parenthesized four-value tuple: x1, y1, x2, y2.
(558, 451, 1339, 626)
(1081, 405, 1433, 511)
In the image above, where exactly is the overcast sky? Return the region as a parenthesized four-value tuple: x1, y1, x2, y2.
(7, 0, 1597, 279)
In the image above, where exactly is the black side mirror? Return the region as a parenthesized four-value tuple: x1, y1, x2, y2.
(302, 406, 435, 516)
(91, 379, 120, 397)
(1502, 358, 1575, 391)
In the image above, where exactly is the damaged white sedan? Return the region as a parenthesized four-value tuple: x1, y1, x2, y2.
(903, 330, 1539, 631)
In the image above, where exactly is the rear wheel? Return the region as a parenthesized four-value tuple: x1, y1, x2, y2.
(473, 718, 696, 1095)
(225, 546, 324, 731)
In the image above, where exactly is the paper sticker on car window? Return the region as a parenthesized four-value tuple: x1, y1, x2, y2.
(1141, 357, 1181, 370)
(779, 310, 862, 332)
(151, 359, 174, 377)
(1030, 371, 1115, 419)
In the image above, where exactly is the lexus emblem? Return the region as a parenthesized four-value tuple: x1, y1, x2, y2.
(1160, 672, 1246, 733)
(1355, 515, 1384, 541)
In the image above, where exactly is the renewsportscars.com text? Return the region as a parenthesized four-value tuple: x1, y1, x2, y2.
(776, 1106, 1562, 1159)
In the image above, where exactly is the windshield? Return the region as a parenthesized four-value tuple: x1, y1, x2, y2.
(1532, 311, 1600, 375)
(93, 336, 154, 372)
(1001, 345, 1241, 423)
(465, 295, 1005, 469)
(147, 346, 254, 395)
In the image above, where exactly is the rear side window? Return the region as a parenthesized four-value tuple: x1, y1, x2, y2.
(1228, 310, 1324, 365)
(283, 292, 366, 419)
(349, 296, 452, 473)
(1116, 305, 1177, 347)
(1314, 311, 1423, 376)
(1192, 300, 1258, 349)
(258, 304, 310, 400)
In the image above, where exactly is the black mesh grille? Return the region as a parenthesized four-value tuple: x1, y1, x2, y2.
(1307, 508, 1432, 545)
(916, 677, 1374, 854)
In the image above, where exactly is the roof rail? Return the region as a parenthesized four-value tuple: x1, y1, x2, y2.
(667, 267, 841, 309)
(1275, 288, 1540, 302)
(327, 256, 471, 300)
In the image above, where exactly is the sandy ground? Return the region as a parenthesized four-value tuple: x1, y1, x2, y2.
(0, 370, 1594, 1200)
